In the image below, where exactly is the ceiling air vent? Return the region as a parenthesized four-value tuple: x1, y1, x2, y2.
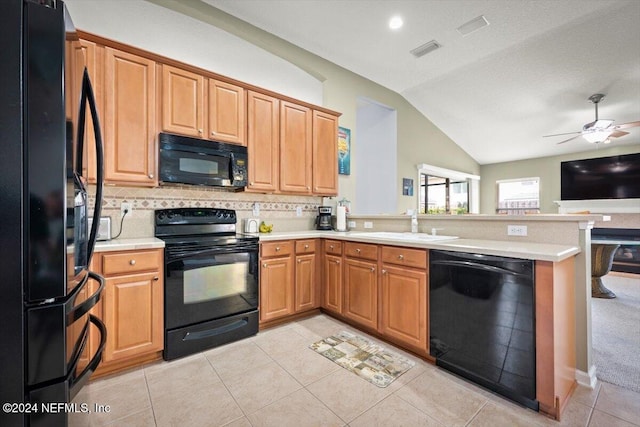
(410, 40, 441, 58)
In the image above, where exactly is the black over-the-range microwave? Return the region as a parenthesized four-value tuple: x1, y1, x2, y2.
(159, 132, 248, 189)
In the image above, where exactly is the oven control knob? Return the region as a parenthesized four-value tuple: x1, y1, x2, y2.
(157, 213, 165, 221)
(167, 212, 174, 219)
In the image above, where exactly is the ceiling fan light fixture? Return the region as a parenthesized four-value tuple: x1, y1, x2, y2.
(584, 119, 614, 130)
(582, 129, 614, 143)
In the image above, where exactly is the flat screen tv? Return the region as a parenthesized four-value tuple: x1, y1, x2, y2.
(561, 152, 640, 200)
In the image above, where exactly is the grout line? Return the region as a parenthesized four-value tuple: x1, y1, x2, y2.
(141, 369, 159, 427)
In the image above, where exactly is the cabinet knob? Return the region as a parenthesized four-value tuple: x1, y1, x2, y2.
(275, 246, 281, 251)
(211, 131, 216, 135)
(370, 267, 375, 272)
(306, 186, 310, 190)
(153, 277, 159, 281)
(148, 173, 154, 179)
(198, 129, 203, 134)
(250, 182, 254, 185)
(129, 259, 136, 265)
(356, 248, 361, 253)
(382, 269, 387, 274)
(398, 254, 404, 260)
(336, 260, 340, 265)
(297, 259, 302, 263)
(262, 263, 267, 268)
(304, 244, 309, 249)
(329, 245, 334, 250)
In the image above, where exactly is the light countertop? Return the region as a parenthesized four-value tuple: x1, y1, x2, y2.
(94, 237, 165, 252)
(258, 231, 580, 262)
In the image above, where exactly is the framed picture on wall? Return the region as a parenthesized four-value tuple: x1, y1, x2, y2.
(403, 178, 413, 196)
(338, 126, 351, 175)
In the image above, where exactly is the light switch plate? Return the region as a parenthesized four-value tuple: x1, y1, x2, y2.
(364, 221, 373, 229)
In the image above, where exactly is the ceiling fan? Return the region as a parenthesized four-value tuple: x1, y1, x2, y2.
(543, 93, 640, 145)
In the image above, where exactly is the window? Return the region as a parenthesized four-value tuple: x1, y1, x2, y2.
(419, 174, 469, 214)
(496, 178, 540, 215)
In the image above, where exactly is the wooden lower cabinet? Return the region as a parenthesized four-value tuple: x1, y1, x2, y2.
(103, 272, 163, 362)
(295, 253, 317, 312)
(90, 248, 164, 376)
(322, 254, 343, 314)
(343, 258, 378, 330)
(260, 255, 294, 322)
(380, 264, 428, 353)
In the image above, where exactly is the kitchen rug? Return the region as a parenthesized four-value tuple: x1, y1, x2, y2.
(309, 331, 414, 387)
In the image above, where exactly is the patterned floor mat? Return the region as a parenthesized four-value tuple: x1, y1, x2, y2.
(309, 331, 415, 387)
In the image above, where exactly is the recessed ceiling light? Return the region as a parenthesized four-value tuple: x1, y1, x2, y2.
(389, 16, 403, 30)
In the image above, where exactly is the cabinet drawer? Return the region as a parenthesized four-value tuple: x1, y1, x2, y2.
(261, 241, 293, 257)
(344, 242, 378, 261)
(101, 250, 162, 276)
(295, 239, 316, 254)
(381, 246, 427, 269)
(324, 239, 343, 256)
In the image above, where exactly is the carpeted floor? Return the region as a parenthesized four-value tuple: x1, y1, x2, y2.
(591, 273, 640, 393)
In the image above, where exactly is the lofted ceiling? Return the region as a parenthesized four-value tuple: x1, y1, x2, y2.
(201, 0, 640, 165)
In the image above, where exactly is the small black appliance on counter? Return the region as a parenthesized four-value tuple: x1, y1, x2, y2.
(315, 206, 333, 230)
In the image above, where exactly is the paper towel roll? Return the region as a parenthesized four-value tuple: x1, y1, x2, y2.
(336, 206, 347, 231)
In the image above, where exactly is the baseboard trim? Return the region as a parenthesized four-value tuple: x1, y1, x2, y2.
(576, 365, 598, 389)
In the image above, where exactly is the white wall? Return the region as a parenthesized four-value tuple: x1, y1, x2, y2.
(354, 98, 397, 214)
(65, 0, 323, 105)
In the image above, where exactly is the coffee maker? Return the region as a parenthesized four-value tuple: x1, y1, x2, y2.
(315, 206, 333, 230)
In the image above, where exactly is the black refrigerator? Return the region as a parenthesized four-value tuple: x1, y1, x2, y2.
(1, 1, 106, 426)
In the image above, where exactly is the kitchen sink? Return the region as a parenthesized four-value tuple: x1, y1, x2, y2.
(348, 231, 458, 242)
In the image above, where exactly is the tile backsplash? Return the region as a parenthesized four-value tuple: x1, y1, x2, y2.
(89, 185, 323, 239)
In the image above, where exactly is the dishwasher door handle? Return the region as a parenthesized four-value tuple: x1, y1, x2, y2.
(430, 259, 528, 277)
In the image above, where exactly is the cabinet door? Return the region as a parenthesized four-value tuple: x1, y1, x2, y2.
(343, 258, 378, 330)
(323, 254, 343, 314)
(260, 256, 294, 322)
(312, 110, 338, 195)
(161, 65, 205, 138)
(103, 48, 157, 186)
(208, 79, 246, 145)
(280, 101, 312, 194)
(247, 91, 279, 192)
(103, 272, 163, 362)
(295, 253, 317, 312)
(380, 265, 428, 352)
(74, 39, 102, 183)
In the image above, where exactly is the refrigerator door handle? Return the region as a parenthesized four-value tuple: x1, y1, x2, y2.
(66, 271, 105, 324)
(69, 314, 107, 400)
(76, 67, 104, 262)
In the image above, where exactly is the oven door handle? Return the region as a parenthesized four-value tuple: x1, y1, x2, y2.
(167, 246, 257, 262)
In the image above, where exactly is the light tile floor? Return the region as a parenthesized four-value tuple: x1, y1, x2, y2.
(70, 314, 640, 427)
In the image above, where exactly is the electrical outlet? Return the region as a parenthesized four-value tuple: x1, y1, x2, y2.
(348, 221, 356, 228)
(364, 221, 373, 229)
(253, 203, 260, 216)
(296, 206, 302, 217)
(507, 225, 527, 236)
(121, 202, 132, 217)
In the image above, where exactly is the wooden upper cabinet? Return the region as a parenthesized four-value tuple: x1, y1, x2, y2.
(103, 48, 157, 186)
(247, 91, 279, 192)
(279, 101, 312, 194)
(73, 39, 102, 184)
(161, 64, 205, 138)
(312, 110, 339, 195)
(208, 79, 246, 145)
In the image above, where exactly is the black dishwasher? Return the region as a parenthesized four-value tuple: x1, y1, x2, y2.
(429, 250, 538, 410)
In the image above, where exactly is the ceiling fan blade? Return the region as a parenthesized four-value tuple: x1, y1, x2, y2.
(610, 130, 630, 138)
(543, 131, 581, 138)
(614, 120, 640, 130)
(556, 135, 582, 145)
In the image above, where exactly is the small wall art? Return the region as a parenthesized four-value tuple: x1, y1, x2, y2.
(338, 126, 351, 175)
(402, 178, 414, 196)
